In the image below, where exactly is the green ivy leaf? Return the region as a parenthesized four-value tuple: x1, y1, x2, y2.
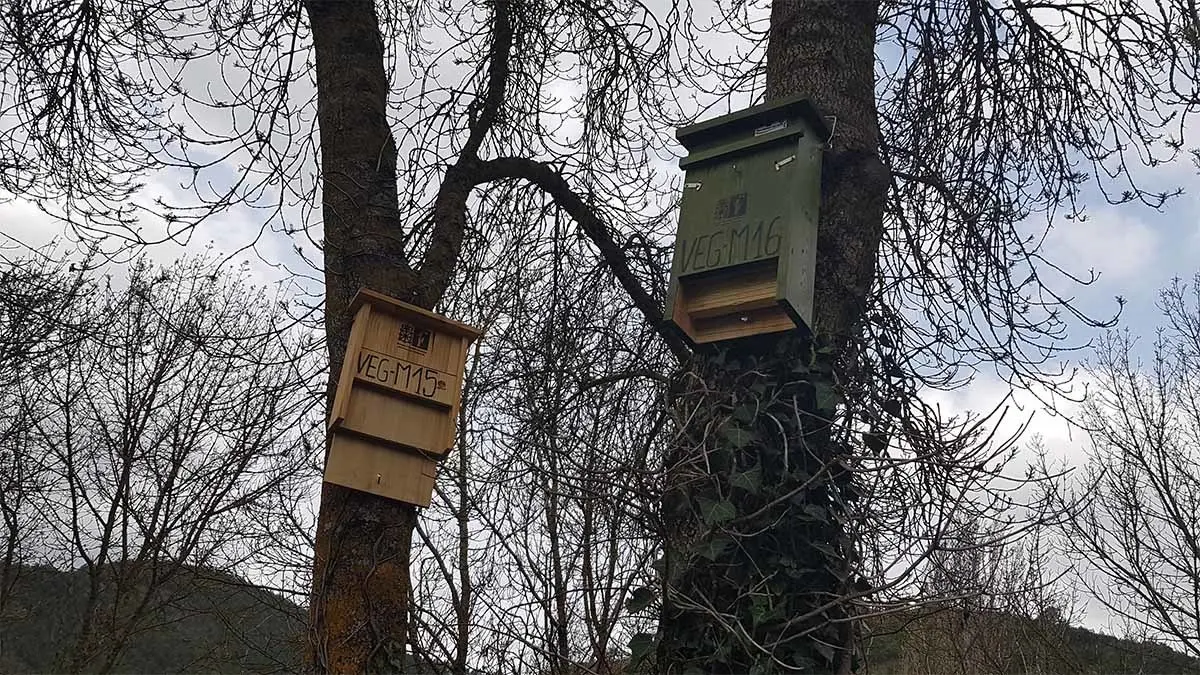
(699, 497, 738, 525)
(732, 403, 756, 423)
(695, 534, 733, 560)
(791, 653, 817, 669)
(785, 565, 818, 579)
(720, 424, 754, 448)
(628, 632, 656, 667)
(625, 586, 656, 613)
(730, 464, 763, 494)
(750, 595, 773, 626)
(802, 504, 828, 522)
(813, 381, 839, 410)
(812, 541, 839, 561)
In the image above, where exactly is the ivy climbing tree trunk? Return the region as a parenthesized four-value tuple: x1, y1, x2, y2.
(304, 0, 422, 671)
(301, 0, 886, 671)
(657, 2, 888, 672)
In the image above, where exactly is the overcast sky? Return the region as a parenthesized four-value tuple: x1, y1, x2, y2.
(2, 2, 1199, 640)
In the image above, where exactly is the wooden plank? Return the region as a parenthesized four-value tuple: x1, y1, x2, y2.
(350, 346, 458, 408)
(691, 304, 796, 343)
(340, 386, 453, 455)
(349, 289, 481, 340)
(324, 433, 439, 507)
(440, 337, 473, 451)
(360, 310, 464, 374)
(670, 286, 697, 342)
(670, 258, 798, 343)
(329, 304, 372, 430)
(681, 263, 778, 319)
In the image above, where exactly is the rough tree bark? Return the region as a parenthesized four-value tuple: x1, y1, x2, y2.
(766, 1, 889, 349)
(658, 2, 888, 673)
(303, 2, 535, 671)
(304, 0, 419, 671)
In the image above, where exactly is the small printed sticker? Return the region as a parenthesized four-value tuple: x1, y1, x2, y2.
(397, 321, 433, 352)
(714, 193, 748, 220)
(754, 120, 788, 136)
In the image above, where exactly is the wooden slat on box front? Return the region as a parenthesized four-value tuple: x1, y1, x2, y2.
(360, 310, 463, 375)
(691, 305, 794, 342)
(683, 261, 778, 319)
(340, 386, 453, 455)
(350, 346, 457, 408)
(324, 433, 439, 507)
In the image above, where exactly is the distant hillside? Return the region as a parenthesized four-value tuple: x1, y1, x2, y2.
(0, 563, 306, 674)
(0, 563, 483, 674)
(864, 607, 1200, 674)
(3, 566, 1196, 674)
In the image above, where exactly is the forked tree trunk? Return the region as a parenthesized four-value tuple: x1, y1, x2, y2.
(301, 0, 887, 671)
(658, 2, 888, 673)
(303, 1, 423, 671)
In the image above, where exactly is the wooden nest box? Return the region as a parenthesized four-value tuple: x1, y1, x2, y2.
(325, 289, 480, 507)
(666, 96, 830, 344)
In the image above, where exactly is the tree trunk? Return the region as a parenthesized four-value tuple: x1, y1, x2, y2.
(765, 0, 888, 348)
(658, 2, 888, 673)
(303, 1, 423, 672)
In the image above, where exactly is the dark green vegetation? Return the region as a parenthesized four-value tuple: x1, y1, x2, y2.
(865, 609, 1200, 675)
(2, 563, 1196, 675)
(656, 337, 853, 672)
(0, 564, 487, 674)
(0, 564, 305, 674)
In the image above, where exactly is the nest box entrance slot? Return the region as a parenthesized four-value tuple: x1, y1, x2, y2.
(670, 258, 797, 343)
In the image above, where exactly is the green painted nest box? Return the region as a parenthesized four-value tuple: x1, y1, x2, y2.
(666, 96, 830, 344)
